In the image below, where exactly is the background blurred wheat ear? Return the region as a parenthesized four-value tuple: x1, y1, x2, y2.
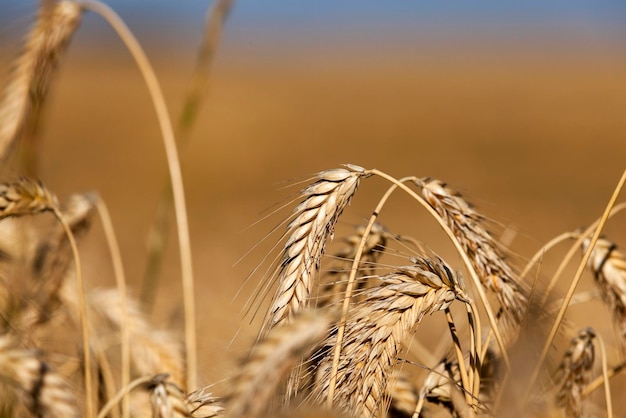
(0, 1, 82, 172)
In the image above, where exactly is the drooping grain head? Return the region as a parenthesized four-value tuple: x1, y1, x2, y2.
(0, 178, 57, 220)
(553, 327, 596, 418)
(582, 236, 626, 340)
(312, 256, 461, 418)
(415, 177, 528, 326)
(264, 165, 366, 333)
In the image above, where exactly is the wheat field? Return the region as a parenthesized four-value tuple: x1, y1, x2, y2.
(0, 1, 626, 417)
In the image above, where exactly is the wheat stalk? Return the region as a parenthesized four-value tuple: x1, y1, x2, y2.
(0, 1, 82, 166)
(312, 256, 460, 418)
(263, 165, 366, 332)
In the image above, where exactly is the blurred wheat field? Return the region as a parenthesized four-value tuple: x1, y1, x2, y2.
(1, 2, 626, 416)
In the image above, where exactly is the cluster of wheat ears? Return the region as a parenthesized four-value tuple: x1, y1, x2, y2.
(0, 1, 625, 417)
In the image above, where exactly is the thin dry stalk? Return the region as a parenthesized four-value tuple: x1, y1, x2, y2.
(0, 1, 82, 166)
(415, 177, 527, 325)
(0, 333, 79, 417)
(386, 370, 419, 417)
(227, 310, 334, 418)
(142, 0, 236, 311)
(313, 257, 460, 418)
(264, 165, 365, 332)
(76, 0, 197, 389)
(582, 236, 626, 340)
(526, 168, 626, 401)
(553, 327, 596, 418)
(30, 193, 96, 326)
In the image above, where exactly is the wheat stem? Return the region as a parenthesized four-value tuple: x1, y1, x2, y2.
(597, 334, 613, 418)
(77, 0, 197, 389)
(52, 206, 92, 417)
(95, 199, 130, 418)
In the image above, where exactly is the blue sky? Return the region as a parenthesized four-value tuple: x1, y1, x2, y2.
(2, 1, 626, 53)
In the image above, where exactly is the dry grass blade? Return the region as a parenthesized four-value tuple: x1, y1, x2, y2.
(414, 358, 463, 417)
(553, 327, 596, 418)
(0, 334, 79, 417)
(0, 1, 82, 167)
(582, 236, 626, 340)
(264, 165, 366, 332)
(227, 310, 334, 418)
(0, 178, 57, 220)
(415, 177, 527, 325)
(313, 256, 460, 418)
(386, 370, 419, 417)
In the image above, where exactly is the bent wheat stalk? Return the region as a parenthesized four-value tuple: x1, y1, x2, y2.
(76, 0, 197, 389)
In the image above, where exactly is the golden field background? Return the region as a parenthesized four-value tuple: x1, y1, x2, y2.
(1, 4, 626, 408)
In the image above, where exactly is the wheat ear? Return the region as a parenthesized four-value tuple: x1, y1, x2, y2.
(227, 310, 334, 418)
(0, 333, 79, 417)
(0, 1, 82, 164)
(0, 178, 57, 219)
(553, 327, 596, 418)
(581, 236, 626, 340)
(149, 374, 192, 418)
(313, 257, 460, 418)
(415, 177, 527, 325)
(263, 165, 365, 332)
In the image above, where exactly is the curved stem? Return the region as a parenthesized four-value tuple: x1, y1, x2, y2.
(77, 0, 197, 390)
(326, 175, 416, 407)
(96, 199, 130, 418)
(369, 169, 509, 367)
(96, 375, 155, 418)
(53, 208, 93, 417)
(520, 232, 576, 282)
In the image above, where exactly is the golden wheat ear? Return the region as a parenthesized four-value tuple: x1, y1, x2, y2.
(581, 236, 626, 340)
(0, 333, 80, 417)
(0, 1, 82, 169)
(262, 165, 366, 333)
(312, 256, 462, 418)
